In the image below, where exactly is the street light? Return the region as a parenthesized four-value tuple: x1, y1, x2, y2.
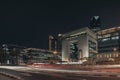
(53, 51, 57, 55)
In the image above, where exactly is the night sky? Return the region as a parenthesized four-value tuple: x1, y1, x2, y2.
(0, 0, 120, 49)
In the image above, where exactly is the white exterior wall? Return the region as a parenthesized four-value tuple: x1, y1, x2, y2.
(62, 35, 89, 61)
(61, 27, 97, 62)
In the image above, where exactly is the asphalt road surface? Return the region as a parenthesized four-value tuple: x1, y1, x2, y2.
(22, 71, 120, 80)
(1, 66, 120, 80)
(1, 72, 120, 80)
(0, 74, 17, 80)
(24, 70, 120, 80)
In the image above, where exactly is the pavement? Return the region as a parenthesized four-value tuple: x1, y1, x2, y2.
(0, 74, 17, 80)
(0, 67, 24, 80)
(1, 65, 120, 80)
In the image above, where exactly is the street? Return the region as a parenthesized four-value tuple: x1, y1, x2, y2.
(1, 66, 120, 80)
(0, 74, 17, 80)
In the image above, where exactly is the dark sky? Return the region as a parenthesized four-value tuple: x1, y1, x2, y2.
(0, 0, 120, 49)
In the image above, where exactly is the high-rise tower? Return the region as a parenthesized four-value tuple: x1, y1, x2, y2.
(89, 16, 101, 32)
(48, 35, 57, 51)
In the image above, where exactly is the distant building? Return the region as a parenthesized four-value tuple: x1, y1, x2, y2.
(61, 27, 97, 62)
(57, 34, 62, 52)
(23, 48, 61, 63)
(48, 34, 62, 52)
(89, 16, 101, 32)
(48, 35, 57, 51)
(1, 44, 25, 65)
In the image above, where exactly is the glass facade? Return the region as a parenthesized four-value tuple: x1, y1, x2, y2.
(89, 40, 97, 57)
(97, 27, 120, 53)
(89, 40, 96, 51)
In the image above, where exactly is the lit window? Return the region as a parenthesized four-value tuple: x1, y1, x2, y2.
(103, 34, 111, 38)
(112, 32, 119, 36)
(109, 54, 111, 57)
(98, 35, 102, 39)
(115, 53, 119, 57)
(111, 36, 119, 40)
(107, 54, 109, 58)
(104, 54, 106, 57)
(102, 38, 110, 42)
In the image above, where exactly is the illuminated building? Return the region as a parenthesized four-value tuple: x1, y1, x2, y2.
(86, 26, 120, 65)
(0, 44, 25, 65)
(57, 34, 62, 52)
(23, 48, 61, 63)
(97, 26, 120, 53)
(48, 35, 57, 51)
(61, 27, 97, 62)
(48, 34, 62, 52)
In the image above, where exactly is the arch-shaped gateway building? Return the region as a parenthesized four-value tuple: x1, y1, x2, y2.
(61, 27, 97, 62)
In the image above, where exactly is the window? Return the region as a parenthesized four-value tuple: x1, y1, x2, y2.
(103, 34, 111, 38)
(100, 55, 102, 58)
(112, 32, 119, 36)
(98, 35, 102, 39)
(115, 53, 119, 57)
(89, 40, 96, 51)
(107, 54, 110, 58)
(102, 38, 110, 42)
(111, 36, 119, 40)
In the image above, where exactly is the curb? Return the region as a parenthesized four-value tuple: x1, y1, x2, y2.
(0, 72, 23, 80)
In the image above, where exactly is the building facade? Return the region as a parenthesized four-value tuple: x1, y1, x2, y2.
(61, 27, 97, 62)
(97, 26, 120, 53)
(0, 44, 25, 65)
(48, 35, 57, 51)
(87, 26, 120, 65)
(23, 48, 61, 64)
(48, 34, 62, 52)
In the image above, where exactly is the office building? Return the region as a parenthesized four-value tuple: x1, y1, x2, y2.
(48, 34, 62, 52)
(97, 26, 120, 53)
(23, 48, 61, 64)
(88, 26, 120, 64)
(57, 34, 62, 52)
(0, 44, 25, 65)
(61, 27, 97, 62)
(48, 35, 57, 51)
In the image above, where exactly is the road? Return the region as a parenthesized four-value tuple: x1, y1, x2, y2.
(0, 74, 17, 80)
(21, 70, 120, 80)
(1, 66, 120, 80)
